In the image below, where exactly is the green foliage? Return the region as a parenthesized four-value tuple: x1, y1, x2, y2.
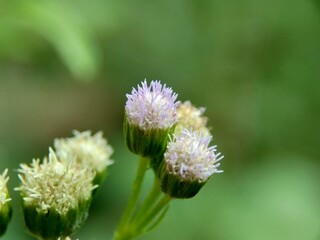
(0, 0, 100, 81)
(0, 0, 319, 239)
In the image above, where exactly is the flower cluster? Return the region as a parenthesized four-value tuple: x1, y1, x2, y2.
(125, 80, 223, 198)
(5, 79, 222, 240)
(15, 130, 113, 239)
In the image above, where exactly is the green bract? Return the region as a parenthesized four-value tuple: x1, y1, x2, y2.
(124, 114, 175, 171)
(159, 160, 206, 199)
(22, 199, 91, 240)
(0, 169, 12, 237)
(0, 201, 12, 237)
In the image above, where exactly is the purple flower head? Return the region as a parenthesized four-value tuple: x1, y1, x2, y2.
(164, 129, 223, 182)
(125, 80, 179, 130)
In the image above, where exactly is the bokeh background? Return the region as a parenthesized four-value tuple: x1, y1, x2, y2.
(1, 0, 319, 239)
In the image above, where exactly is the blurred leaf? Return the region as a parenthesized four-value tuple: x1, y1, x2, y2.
(1, 0, 100, 81)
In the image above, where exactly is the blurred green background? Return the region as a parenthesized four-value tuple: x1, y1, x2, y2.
(0, 0, 319, 239)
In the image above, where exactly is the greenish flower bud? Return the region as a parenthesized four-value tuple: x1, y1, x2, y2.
(124, 80, 179, 164)
(159, 130, 223, 199)
(0, 169, 12, 237)
(15, 149, 97, 239)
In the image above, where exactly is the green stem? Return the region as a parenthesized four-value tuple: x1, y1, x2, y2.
(113, 157, 149, 240)
(133, 194, 171, 236)
(131, 176, 161, 226)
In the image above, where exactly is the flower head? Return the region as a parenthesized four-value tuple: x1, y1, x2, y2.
(124, 80, 179, 159)
(165, 129, 222, 182)
(16, 148, 96, 215)
(54, 130, 114, 174)
(0, 169, 12, 237)
(125, 80, 179, 130)
(160, 129, 223, 198)
(0, 169, 11, 206)
(175, 101, 210, 136)
(15, 148, 96, 239)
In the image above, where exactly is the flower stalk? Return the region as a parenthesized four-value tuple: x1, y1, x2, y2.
(132, 194, 171, 236)
(113, 157, 149, 240)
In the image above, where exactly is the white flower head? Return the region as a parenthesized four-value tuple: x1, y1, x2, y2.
(0, 169, 11, 206)
(15, 148, 97, 215)
(125, 80, 179, 130)
(54, 130, 114, 173)
(164, 129, 223, 182)
(175, 101, 209, 135)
